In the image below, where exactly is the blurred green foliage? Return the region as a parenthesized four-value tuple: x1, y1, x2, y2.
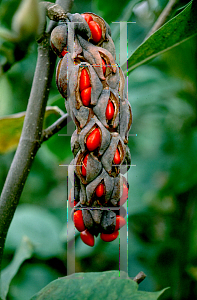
(0, 0, 197, 299)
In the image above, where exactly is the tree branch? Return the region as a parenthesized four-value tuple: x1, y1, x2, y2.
(145, 0, 179, 40)
(0, 0, 74, 271)
(133, 271, 146, 284)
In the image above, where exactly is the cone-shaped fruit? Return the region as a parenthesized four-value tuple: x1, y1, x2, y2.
(80, 229, 95, 246)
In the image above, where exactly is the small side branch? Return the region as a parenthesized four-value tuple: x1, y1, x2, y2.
(133, 271, 146, 284)
(42, 113, 72, 142)
(145, 0, 179, 39)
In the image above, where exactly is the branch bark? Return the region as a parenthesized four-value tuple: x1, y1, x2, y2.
(0, 0, 73, 271)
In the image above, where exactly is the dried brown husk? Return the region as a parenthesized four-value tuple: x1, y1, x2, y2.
(101, 133, 126, 177)
(75, 150, 102, 185)
(78, 115, 111, 156)
(119, 99, 133, 144)
(86, 169, 114, 206)
(50, 23, 67, 57)
(93, 89, 119, 129)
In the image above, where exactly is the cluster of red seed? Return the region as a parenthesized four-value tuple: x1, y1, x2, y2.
(51, 12, 132, 246)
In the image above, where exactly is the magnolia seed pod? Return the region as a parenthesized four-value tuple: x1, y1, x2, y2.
(101, 133, 126, 177)
(101, 210, 116, 234)
(72, 106, 93, 130)
(105, 64, 120, 90)
(50, 23, 67, 57)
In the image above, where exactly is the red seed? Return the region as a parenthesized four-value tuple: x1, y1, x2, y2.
(113, 148, 121, 165)
(81, 154, 89, 177)
(80, 229, 95, 246)
(115, 215, 126, 231)
(74, 210, 86, 232)
(86, 128, 101, 151)
(100, 231, 119, 242)
(61, 49, 68, 57)
(88, 21, 102, 43)
(101, 58, 106, 75)
(80, 68, 91, 92)
(106, 100, 114, 120)
(81, 87, 91, 106)
(118, 183, 128, 206)
(81, 13, 93, 24)
(95, 183, 104, 197)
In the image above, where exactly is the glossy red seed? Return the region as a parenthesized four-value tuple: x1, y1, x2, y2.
(115, 215, 126, 231)
(81, 154, 89, 177)
(81, 13, 93, 24)
(81, 87, 91, 106)
(74, 210, 86, 232)
(86, 128, 101, 151)
(118, 183, 128, 206)
(61, 49, 68, 57)
(95, 183, 104, 197)
(113, 148, 121, 165)
(106, 100, 114, 120)
(80, 229, 95, 246)
(88, 21, 102, 43)
(100, 231, 119, 242)
(80, 68, 91, 92)
(101, 58, 106, 75)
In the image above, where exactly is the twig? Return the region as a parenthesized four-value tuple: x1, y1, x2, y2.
(42, 113, 72, 142)
(40, 2, 67, 22)
(133, 271, 146, 284)
(145, 0, 179, 40)
(0, 0, 73, 271)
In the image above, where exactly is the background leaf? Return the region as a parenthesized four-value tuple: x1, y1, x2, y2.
(122, 1, 197, 74)
(4, 204, 64, 258)
(1, 236, 34, 300)
(30, 271, 167, 300)
(0, 106, 65, 154)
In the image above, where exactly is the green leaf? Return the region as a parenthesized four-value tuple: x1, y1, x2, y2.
(0, 106, 65, 154)
(5, 204, 64, 258)
(122, 1, 197, 74)
(30, 271, 168, 300)
(1, 236, 34, 300)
